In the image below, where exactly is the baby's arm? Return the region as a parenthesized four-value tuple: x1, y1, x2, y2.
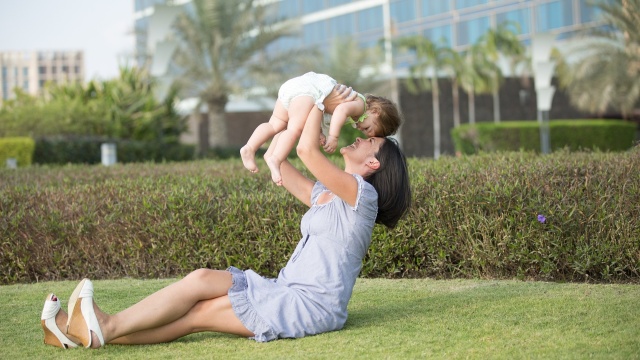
(323, 96, 366, 153)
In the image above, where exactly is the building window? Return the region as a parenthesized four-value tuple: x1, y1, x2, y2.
(23, 67, 28, 77)
(277, 0, 300, 19)
(303, 21, 326, 44)
(497, 8, 530, 35)
(537, 0, 573, 31)
(74, 66, 80, 74)
(391, 0, 417, 24)
(62, 65, 69, 73)
(328, 13, 354, 38)
(580, 0, 602, 23)
(39, 66, 47, 74)
(421, 0, 450, 17)
(327, 0, 351, 8)
(455, 0, 488, 10)
(424, 24, 453, 46)
(457, 16, 490, 46)
(301, 1, 324, 15)
(23, 81, 29, 91)
(357, 6, 383, 33)
(52, 66, 57, 74)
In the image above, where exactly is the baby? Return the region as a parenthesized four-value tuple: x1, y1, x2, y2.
(240, 72, 401, 185)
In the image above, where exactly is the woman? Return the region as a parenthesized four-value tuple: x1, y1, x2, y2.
(40, 85, 412, 349)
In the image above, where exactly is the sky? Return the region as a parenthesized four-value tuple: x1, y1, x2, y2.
(0, 0, 135, 80)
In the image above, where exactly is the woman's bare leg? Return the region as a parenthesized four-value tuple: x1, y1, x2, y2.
(266, 97, 316, 185)
(77, 269, 242, 347)
(241, 100, 289, 173)
(109, 295, 252, 345)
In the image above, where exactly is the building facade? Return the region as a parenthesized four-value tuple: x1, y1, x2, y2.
(134, 0, 605, 156)
(0, 50, 84, 105)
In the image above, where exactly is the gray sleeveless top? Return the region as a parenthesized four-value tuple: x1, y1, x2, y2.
(229, 174, 378, 341)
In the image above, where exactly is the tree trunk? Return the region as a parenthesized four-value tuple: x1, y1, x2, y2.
(432, 77, 441, 160)
(452, 80, 460, 128)
(197, 110, 209, 157)
(206, 100, 229, 149)
(493, 82, 501, 123)
(468, 85, 476, 125)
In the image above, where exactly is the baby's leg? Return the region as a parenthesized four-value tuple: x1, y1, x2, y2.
(267, 96, 315, 185)
(240, 100, 289, 172)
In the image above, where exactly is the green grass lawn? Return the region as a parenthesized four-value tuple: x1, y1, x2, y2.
(2, 278, 639, 359)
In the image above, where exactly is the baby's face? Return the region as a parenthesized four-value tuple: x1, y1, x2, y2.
(356, 113, 379, 137)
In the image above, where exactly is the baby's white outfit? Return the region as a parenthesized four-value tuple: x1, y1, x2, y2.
(277, 72, 337, 112)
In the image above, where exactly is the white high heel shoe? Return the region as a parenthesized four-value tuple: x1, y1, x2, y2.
(40, 293, 78, 349)
(66, 279, 105, 348)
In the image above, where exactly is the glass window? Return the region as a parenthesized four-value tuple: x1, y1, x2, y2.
(455, 0, 487, 10)
(580, 0, 603, 23)
(457, 16, 490, 46)
(277, 0, 300, 20)
(424, 24, 453, 46)
(74, 66, 80, 74)
(391, 0, 417, 23)
(302, 1, 324, 14)
(421, 0, 450, 17)
(39, 66, 46, 74)
(328, 13, 354, 37)
(328, 0, 350, 8)
(52, 66, 57, 74)
(23, 67, 28, 77)
(497, 8, 530, 34)
(303, 21, 326, 44)
(1, 66, 6, 77)
(23, 80, 28, 90)
(537, 0, 573, 31)
(357, 6, 383, 33)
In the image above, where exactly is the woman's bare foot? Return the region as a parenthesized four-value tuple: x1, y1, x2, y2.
(240, 145, 258, 173)
(266, 156, 283, 186)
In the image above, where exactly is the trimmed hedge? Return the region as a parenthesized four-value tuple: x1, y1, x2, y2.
(1, 147, 639, 284)
(0, 137, 35, 168)
(34, 137, 195, 165)
(451, 119, 637, 155)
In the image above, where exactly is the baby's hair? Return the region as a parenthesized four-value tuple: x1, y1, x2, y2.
(365, 95, 402, 137)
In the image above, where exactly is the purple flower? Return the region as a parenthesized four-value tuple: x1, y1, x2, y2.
(537, 214, 546, 224)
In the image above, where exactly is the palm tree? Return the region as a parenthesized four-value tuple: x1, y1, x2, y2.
(459, 43, 501, 125)
(397, 36, 449, 159)
(170, 0, 299, 154)
(477, 22, 526, 123)
(554, 0, 640, 117)
(441, 48, 463, 128)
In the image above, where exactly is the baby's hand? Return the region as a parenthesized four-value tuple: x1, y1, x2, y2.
(319, 133, 327, 146)
(323, 135, 338, 153)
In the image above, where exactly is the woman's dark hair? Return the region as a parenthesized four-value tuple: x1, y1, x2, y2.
(364, 137, 411, 228)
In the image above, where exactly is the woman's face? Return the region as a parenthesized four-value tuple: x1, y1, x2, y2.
(340, 137, 383, 165)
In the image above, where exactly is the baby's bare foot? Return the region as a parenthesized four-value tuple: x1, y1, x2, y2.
(240, 145, 258, 173)
(266, 156, 283, 186)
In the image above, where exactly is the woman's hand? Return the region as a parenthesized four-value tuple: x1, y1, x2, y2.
(323, 84, 358, 113)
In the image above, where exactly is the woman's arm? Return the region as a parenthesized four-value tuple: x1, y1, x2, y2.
(267, 133, 314, 207)
(296, 105, 359, 207)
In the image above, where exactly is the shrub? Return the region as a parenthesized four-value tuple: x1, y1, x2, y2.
(0, 137, 35, 168)
(452, 119, 637, 155)
(1, 147, 639, 284)
(33, 137, 195, 165)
